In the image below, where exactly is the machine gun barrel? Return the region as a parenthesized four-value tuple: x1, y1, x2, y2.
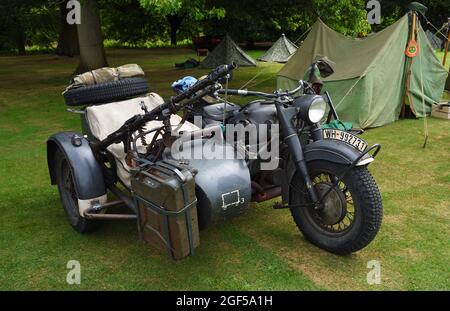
(93, 63, 236, 152)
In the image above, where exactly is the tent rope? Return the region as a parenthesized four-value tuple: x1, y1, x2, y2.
(418, 12, 450, 43)
(333, 76, 364, 109)
(294, 25, 313, 44)
(418, 32, 429, 148)
(245, 73, 276, 90)
(239, 67, 269, 90)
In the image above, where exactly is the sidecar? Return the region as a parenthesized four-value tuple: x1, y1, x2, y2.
(47, 73, 251, 259)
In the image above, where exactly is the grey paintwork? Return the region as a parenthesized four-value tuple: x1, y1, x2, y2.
(166, 138, 251, 228)
(47, 131, 106, 200)
(229, 100, 278, 126)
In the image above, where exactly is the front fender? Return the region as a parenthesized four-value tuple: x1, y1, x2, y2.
(303, 139, 374, 166)
(281, 139, 374, 204)
(47, 131, 106, 200)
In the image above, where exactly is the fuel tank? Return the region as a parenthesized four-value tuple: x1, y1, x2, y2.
(228, 100, 278, 126)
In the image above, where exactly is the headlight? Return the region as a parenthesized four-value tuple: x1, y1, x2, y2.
(294, 95, 327, 124)
(308, 97, 327, 123)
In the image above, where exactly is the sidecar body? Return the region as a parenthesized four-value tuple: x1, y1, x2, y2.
(47, 92, 251, 259)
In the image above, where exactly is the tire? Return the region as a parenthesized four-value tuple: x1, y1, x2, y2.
(289, 160, 382, 255)
(55, 149, 102, 233)
(64, 77, 149, 106)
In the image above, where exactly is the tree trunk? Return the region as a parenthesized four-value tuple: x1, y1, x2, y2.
(167, 14, 184, 46)
(16, 27, 26, 55)
(75, 0, 108, 74)
(13, 16, 26, 55)
(169, 25, 177, 46)
(56, 1, 79, 57)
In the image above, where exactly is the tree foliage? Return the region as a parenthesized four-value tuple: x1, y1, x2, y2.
(1, 0, 448, 54)
(0, 0, 58, 54)
(138, 0, 225, 44)
(100, 0, 167, 44)
(373, 0, 450, 35)
(204, 0, 371, 45)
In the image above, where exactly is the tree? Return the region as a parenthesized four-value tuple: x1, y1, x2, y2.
(76, 0, 108, 73)
(56, 0, 79, 56)
(371, 0, 450, 35)
(0, 1, 29, 55)
(205, 0, 371, 45)
(139, 0, 225, 45)
(101, 0, 166, 45)
(0, 0, 57, 55)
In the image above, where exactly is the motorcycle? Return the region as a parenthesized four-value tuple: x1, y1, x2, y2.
(47, 62, 382, 257)
(178, 59, 383, 255)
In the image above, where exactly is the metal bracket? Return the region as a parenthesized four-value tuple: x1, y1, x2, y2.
(317, 144, 381, 207)
(66, 108, 85, 114)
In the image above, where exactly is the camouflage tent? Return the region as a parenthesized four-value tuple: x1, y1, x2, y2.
(258, 34, 298, 63)
(200, 35, 256, 68)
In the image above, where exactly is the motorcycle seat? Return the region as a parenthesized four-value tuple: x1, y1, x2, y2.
(85, 93, 200, 187)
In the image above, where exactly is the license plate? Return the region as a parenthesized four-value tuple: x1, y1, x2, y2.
(322, 129, 368, 152)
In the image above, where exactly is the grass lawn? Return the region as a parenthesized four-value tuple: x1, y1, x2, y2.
(0, 48, 449, 290)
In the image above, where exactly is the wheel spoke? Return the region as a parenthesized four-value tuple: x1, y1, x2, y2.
(290, 168, 358, 235)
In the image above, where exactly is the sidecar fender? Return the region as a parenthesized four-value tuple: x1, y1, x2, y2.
(47, 131, 107, 201)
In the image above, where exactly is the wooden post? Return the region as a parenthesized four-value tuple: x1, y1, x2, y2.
(443, 20, 450, 67)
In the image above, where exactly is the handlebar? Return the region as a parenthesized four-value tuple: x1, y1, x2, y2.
(170, 62, 237, 105)
(217, 80, 305, 99)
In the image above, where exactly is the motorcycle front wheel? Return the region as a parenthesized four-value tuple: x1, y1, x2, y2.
(289, 160, 383, 255)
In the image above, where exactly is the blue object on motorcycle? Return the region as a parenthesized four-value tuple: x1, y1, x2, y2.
(171, 76, 198, 94)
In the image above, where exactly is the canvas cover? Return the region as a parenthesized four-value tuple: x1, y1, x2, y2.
(64, 64, 145, 93)
(258, 34, 298, 63)
(86, 94, 199, 187)
(277, 14, 448, 129)
(200, 34, 256, 68)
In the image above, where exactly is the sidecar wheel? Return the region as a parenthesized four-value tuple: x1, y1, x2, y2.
(289, 160, 382, 255)
(55, 150, 102, 233)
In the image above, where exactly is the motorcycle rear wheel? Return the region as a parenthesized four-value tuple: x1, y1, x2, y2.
(289, 160, 383, 255)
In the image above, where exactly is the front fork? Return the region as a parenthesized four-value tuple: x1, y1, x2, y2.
(276, 102, 322, 209)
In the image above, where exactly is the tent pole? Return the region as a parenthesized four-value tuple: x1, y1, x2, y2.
(402, 11, 414, 119)
(443, 19, 450, 66)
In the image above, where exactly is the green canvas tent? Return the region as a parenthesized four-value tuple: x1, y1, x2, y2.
(200, 35, 256, 69)
(277, 14, 449, 129)
(258, 34, 298, 63)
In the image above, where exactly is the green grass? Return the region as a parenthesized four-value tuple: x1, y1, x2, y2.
(0, 48, 449, 290)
